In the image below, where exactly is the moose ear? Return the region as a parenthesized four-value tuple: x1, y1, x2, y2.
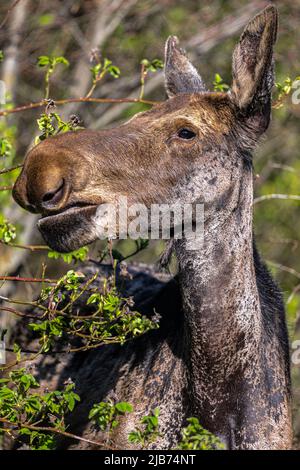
(164, 36, 206, 98)
(231, 5, 278, 113)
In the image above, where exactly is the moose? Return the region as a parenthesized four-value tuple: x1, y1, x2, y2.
(12, 5, 292, 449)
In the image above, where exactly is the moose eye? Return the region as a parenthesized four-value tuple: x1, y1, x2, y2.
(177, 128, 196, 140)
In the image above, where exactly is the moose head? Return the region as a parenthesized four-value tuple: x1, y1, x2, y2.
(13, 6, 278, 252)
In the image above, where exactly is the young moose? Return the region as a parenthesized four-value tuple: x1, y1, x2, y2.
(13, 6, 292, 449)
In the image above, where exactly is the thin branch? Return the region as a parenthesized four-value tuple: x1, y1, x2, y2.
(0, 0, 22, 30)
(0, 97, 158, 118)
(1, 0, 29, 103)
(254, 194, 300, 204)
(271, 163, 296, 173)
(0, 185, 13, 191)
(267, 260, 300, 280)
(0, 275, 56, 283)
(0, 163, 23, 175)
(139, 62, 147, 100)
(287, 284, 300, 305)
(256, 236, 299, 252)
(0, 306, 40, 318)
(4, 346, 59, 354)
(0, 417, 118, 450)
(0, 240, 49, 251)
(0, 350, 41, 371)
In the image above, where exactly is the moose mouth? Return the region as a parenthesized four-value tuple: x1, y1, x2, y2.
(38, 204, 99, 253)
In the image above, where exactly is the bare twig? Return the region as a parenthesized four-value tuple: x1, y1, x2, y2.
(0, 164, 23, 175)
(0, 240, 49, 251)
(0, 306, 40, 318)
(267, 261, 300, 280)
(0, 350, 41, 370)
(0, 0, 22, 30)
(0, 97, 157, 118)
(139, 62, 147, 100)
(1, 0, 29, 101)
(287, 284, 300, 305)
(0, 275, 56, 283)
(0, 417, 118, 450)
(254, 194, 300, 204)
(271, 163, 296, 173)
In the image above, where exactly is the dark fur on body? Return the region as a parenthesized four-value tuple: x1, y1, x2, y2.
(9, 240, 290, 450)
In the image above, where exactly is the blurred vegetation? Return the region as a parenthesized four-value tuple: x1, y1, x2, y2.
(0, 0, 300, 448)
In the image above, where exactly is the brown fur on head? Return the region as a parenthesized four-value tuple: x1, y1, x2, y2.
(13, 5, 278, 252)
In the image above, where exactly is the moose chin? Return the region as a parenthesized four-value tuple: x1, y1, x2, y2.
(37, 204, 99, 252)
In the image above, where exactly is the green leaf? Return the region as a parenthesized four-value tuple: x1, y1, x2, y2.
(54, 56, 69, 67)
(128, 430, 142, 443)
(0, 217, 16, 243)
(19, 428, 31, 436)
(48, 246, 89, 264)
(115, 402, 133, 414)
(38, 13, 55, 26)
(90, 63, 102, 80)
(37, 55, 51, 67)
(87, 293, 101, 305)
(141, 58, 163, 72)
(177, 417, 225, 450)
(0, 138, 12, 158)
(213, 73, 229, 92)
(111, 249, 124, 261)
(108, 65, 120, 78)
(88, 407, 99, 419)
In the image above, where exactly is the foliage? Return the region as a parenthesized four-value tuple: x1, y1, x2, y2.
(89, 399, 133, 433)
(177, 417, 225, 450)
(37, 56, 69, 69)
(0, 138, 11, 158)
(140, 58, 163, 73)
(0, 215, 16, 243)
(128, 408, 160, 448)
(87, 55, 120, 98)
(36, 111, 82, 143)
(0, 366, 222, 450)
(139, 58, 163, 98)
(274, 76, 300, 108)
(0, 369, 80, 449)
(212, 73, 229, 92)
(37, 55, 69, 99)
(47, 247, 89, 264)
(90, 58, 120, 82)
(26, 269, 159, 353)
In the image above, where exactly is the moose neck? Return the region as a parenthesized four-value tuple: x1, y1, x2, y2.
(174, 164, 262, 416)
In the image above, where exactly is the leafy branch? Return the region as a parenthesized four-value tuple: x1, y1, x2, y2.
(177, 417, 225, 450)
(139, 59, 163, 99)
(128, 408, 161, 448)
(37, 55, 69, 100)
(87, 55, 120, 99)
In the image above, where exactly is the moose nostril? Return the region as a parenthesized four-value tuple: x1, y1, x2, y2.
(42, 189, 60, 202)
(41, 178, 66, 209)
